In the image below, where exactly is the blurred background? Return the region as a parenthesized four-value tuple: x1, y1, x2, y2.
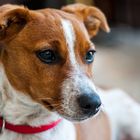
(0, 0, 140, 101)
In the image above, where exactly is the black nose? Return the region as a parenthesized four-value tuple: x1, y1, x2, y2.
(77, 93, 101, 114)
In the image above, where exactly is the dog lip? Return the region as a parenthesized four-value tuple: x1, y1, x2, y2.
(81, 105, 101, 116)
(95, 106, 100, 113)
(59, 114, 90, 122)
(59, 107, 100, 122)
(93, 107, 100, 114)
(89, 106, 100, 116)
(41, 100, 55, 111)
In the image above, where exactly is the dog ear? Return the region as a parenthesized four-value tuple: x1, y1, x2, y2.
(62, 3, 110, 38)
(0, 4, 30, 41)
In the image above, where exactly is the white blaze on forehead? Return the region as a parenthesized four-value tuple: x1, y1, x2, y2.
(61, 19, 77, 65)
(60, 20, 99, 120)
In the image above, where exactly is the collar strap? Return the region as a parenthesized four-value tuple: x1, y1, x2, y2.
(0, 117, 62, 134)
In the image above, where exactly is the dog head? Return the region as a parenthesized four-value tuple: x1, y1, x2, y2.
(0, 4, 110, 121)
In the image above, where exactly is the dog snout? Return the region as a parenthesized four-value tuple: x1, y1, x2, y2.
(77, 93, 101, 115)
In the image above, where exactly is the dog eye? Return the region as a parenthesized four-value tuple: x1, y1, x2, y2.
(85, 50, 96, 64)
(36, 49, 57, 64)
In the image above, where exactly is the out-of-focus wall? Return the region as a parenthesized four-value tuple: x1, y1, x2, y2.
(75, 0, 93, 5)
(94, 0, 140, 27)
(0, 0, 66, 9)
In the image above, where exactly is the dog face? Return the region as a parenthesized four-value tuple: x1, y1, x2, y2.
(0, 4, 109, 121)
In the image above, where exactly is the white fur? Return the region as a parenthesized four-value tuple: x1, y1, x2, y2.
(61, 19, 98, 120)
(61, 19, 76, 66)
(0, 64, 76, 140)
(99, 88, 140, 140)
(61, 76, 97, 120)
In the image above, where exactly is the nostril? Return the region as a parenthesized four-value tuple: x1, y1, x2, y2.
(84, 104, 91, 109)
(77, 93, 101, 113)
(78, 97, 92, 110)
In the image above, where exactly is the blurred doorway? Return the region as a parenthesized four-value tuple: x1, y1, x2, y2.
(94, 0, 140, 27)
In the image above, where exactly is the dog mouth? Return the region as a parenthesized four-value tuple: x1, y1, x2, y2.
(59, 107, 100, 122)
(41, 100, 55, 111)
(56, 104, 101, 122)
(40, 98, 100, 122)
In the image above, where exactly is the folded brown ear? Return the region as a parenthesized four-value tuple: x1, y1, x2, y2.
(62, 3, 110, 38)
(0, 4, 30, 41)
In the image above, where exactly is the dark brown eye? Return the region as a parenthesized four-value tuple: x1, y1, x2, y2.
(85, 50, 96, 64)
(36, 49, 58, 64)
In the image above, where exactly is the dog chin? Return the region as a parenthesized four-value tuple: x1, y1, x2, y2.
(62, 115, 90, 122)
(58, 110, 100, 122)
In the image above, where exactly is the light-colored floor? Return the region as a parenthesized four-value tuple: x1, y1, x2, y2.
(93, 26, 140, 101)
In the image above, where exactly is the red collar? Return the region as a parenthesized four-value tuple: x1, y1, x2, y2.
(0, 117, 62, 134)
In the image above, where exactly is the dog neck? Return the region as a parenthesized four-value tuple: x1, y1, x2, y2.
(0, 63, 76, 140)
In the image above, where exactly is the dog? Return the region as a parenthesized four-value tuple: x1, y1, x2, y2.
(0, 3, 140, 140)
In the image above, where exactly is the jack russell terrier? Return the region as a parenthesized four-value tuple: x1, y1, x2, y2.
(0, 3, 140, 140)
